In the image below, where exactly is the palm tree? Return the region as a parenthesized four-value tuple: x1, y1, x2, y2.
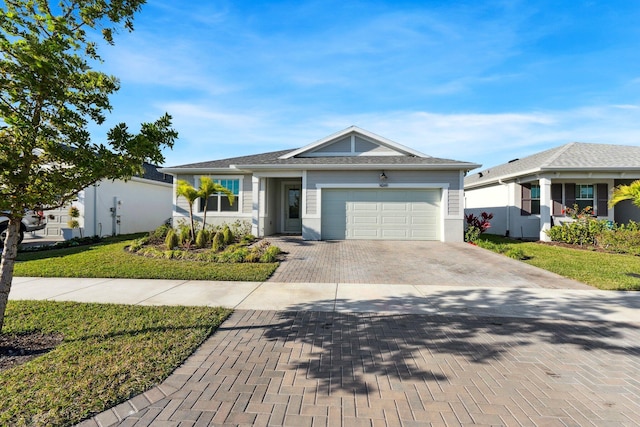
(176, 180, 200, 242)
(198, 177, 235, 230)
(609, 180, 640, 209)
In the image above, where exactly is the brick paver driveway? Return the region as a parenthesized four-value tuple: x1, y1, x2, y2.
(92, 310, 640, 426)
(82, 238, 640, 426)
(267, 237, 590, 289)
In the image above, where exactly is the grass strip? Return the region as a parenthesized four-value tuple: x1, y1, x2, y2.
(477, 235, 640, 291)
(0, 300, 232, 426)
(15, 239, 278, 281)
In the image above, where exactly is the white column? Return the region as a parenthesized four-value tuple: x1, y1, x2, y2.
(539, 177, 552, 241)
(251, 176, 260, 237)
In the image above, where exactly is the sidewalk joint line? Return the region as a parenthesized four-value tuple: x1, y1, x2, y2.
(135, 280, 191, 306)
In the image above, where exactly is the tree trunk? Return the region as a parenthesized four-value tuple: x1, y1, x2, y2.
(0, 218, 21, 332)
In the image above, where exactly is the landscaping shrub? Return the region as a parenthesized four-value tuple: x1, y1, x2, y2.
(150, 224, 171, 243)
(230, 220, 251, 238)
(164, 229, 179, 249)
(126, 222, 280, 264)
(505, 247, 527, 260)
(212, 231, 224, 252)
(464, 212, 493, 243)
(546, 219, 611, 246)
(195, 229, 210, 248)
(178, 224, 192, 245)
(222, 225, 234, 245)
(241, 234, 256, 244)
(260, 245, 281, 263)
(596, 228, 640, 255)
(128, 236, 149, 252)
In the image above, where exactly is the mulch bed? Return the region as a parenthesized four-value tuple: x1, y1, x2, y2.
(0, 332, 64, 372)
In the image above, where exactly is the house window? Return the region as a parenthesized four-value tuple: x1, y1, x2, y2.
(575, 184, 594, 211)
(521, 183, 540, 215)
(530, 184, 540, 215)
(199, 178, 240, 212)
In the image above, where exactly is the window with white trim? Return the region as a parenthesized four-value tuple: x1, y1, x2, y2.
(199, 178, 240, 212)
(575, 184, 594, 211)
(530, 184, 540, 215)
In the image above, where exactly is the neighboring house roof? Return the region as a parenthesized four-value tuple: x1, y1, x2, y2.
(161, 126, 480, 174)
(138, 162, 174, 184)
(465, 142, 640, 189)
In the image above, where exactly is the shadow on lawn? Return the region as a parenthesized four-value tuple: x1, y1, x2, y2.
(252, 289, 640, 396)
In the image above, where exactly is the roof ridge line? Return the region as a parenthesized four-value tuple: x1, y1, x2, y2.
(541, 142, 575, 167)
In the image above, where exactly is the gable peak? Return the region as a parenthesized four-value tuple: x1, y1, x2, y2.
(279, 126, 429, 159)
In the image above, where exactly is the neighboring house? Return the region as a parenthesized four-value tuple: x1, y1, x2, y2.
(160, 126, 479, 242)
(38, 163, 173, 238)
(464, 142, 640, 241)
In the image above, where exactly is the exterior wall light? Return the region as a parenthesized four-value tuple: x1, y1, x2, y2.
(379, 171, 388, 187)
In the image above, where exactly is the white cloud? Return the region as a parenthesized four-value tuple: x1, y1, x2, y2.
(158, 103, 640, 170)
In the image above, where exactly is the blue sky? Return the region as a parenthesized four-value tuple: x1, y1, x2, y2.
(94, 0, 640, 171)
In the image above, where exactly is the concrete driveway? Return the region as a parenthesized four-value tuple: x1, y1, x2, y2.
(266, 237, 592, 289)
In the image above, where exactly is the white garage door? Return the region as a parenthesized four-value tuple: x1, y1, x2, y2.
(321, 189, 440, 240)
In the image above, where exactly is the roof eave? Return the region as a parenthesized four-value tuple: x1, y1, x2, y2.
(159, 167, 244, 175)
(464, 167, 543, 189)
(161, 162, 481, 174)
(465, 165, 640, 189)
(235, 162, 480, 171)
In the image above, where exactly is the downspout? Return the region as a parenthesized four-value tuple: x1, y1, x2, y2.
(93, 183, 98, 237)
(498, 179, 510, 237)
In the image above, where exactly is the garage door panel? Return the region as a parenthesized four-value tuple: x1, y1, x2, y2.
(382, 204, 410, 212)
(381, 230, 408, 239)
(322, 189, 440, 241)
(352, 229, 380, 238)
(351, 202, 378, 212)
(352, 215, 379, 225)
(381, 215, 409, 225)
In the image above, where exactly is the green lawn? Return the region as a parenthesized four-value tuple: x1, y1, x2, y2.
(15, 237, 278, 281)
(0, 300, 232, 427)
(477, 235, 640, 291)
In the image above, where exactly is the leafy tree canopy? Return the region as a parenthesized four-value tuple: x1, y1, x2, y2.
(0, 0, 178, 331)
(0, 0, 177, 217)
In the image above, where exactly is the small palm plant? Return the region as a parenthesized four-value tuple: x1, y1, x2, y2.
(176, 180, 200, 243)
(198, 177, 235, 230)
(67, 206, 82, 237)
(609, 180, 640, 209)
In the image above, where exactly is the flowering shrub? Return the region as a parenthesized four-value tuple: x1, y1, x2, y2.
(464, 212, 493, 243)
(562, 204, 593, 220)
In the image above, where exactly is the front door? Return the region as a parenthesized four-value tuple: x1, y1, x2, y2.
(284, 184, 302, 233)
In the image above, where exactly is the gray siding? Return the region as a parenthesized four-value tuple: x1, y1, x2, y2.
(305, 169, 460, 216)
(311, 137, 351, 153)
(355, 136, 394, 154)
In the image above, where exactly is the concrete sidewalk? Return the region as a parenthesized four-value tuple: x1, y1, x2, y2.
(10, 276, 640, 323)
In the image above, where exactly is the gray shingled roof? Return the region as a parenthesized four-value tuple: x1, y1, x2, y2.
(465, 142, 640, 188)
(138, 162, 173, 184)
(166, 149, 475, 169)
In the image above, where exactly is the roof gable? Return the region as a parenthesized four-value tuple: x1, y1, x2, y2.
(279, 126, 429, 159)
